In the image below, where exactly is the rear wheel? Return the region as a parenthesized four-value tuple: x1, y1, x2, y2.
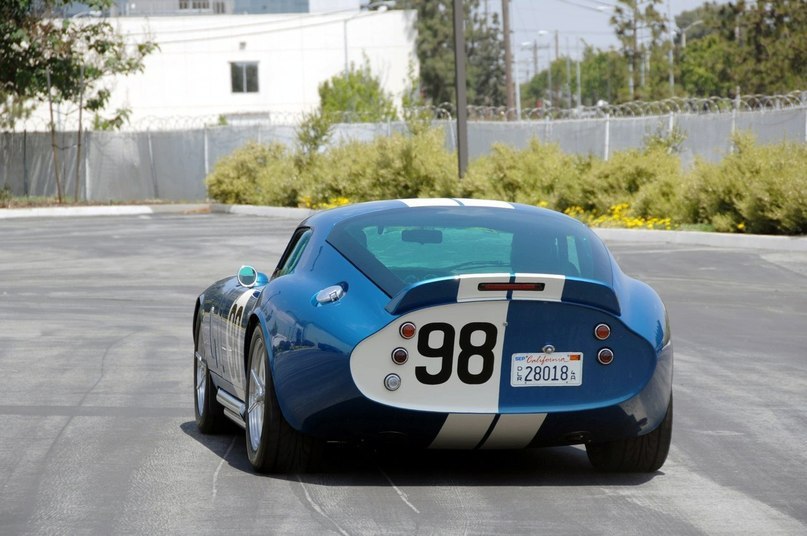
(245, 329, 321, 473)
(586, 395, 673, 472)
(194, 313, 225, 433)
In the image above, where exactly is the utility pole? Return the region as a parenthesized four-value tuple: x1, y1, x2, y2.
(667, 0, 674, 97)
(554, 30, 559, 61)
(453, 0, 468, 177)
(576, 50, 581, 108)
(565, 44, 571, 109)
(502, 0, 514, 112)
(630, 1, 638, 99)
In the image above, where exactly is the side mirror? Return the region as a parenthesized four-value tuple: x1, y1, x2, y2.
(237, 265, 258, 288)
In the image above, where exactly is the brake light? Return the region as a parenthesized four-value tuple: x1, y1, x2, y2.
(477, 282, 546, 292)
(391, 347, 409, 365)
(597, 348, 614, 365)
(594, 323, 611, 340)
(399, 322, 416, 339)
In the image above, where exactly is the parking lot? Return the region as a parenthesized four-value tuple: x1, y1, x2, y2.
(1, 212, 805, 535)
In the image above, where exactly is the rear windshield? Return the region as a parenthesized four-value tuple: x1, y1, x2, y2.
(327, 206, 613, 296)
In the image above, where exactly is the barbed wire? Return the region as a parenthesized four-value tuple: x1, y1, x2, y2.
(10, 91, 807, 132)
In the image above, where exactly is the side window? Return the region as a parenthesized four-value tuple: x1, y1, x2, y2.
(273, 228, 312, 279)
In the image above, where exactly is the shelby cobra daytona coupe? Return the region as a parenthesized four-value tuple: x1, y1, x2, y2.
(193, 199, 673, 473)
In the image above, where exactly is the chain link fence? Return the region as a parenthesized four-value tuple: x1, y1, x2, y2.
(3, 93, 806, 201)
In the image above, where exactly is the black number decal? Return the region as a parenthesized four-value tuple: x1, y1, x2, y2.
(416, 322, 455, 385)
(415, 322, 497, 385)
(457, 322, 497, 384)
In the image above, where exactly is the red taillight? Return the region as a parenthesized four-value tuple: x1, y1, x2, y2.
(594, 323, 611, 340)
(399, 322, 416, 339)
(477, 282, 546, 292)
(597, 348, 614, 365)
(391, 347, 409, 365)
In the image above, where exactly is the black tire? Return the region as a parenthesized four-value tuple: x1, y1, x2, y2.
(586, 394, 673, 473)
(245, 329, 322, 473)
(194, 313, 225, 433)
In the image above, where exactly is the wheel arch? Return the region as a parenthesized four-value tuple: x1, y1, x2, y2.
(193, 296, 203, 342)
(244, 312, 268, 377)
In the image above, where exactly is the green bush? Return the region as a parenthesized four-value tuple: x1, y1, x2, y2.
(584, 145, 684, 219)
(683, 134, 807, 234)
(0, 186, 12, 207)
(299, 127, 458, 206)
(463, 139, 584, 209)
(203, 128, 807, 235)
(205, 142, 300, 207)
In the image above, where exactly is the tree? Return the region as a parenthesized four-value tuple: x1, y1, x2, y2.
(396, 0, 505, 107)
(0, 0, 156, 201)
(732, 0, 807, 94)
(675, 0, 807, 97)
(318, 59, 398, 122)
(610, 0, 667, 100)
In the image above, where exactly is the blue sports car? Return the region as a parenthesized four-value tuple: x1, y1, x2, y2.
(193, 199, 673, 473)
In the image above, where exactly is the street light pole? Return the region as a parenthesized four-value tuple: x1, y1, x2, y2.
(453, 0, 468, 177)
(502, 0, 514, 113)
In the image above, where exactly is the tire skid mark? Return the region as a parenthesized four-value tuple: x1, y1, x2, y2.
(296, 474, 352, 536)
(36, 330, 141, 476)
(377, 466, 421, 514)
(211, 436, 236, 505)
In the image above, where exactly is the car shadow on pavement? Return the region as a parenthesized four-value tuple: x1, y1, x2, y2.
(181, 421, 662, 487)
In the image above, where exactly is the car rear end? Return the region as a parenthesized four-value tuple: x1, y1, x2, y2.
(327, 201, 672, 449)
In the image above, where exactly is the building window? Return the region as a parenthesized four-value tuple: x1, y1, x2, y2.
(179, 0, 210, 10)
(231, 62, 259, 93)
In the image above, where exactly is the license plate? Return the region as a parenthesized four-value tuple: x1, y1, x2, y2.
(511, 352, 583, 387)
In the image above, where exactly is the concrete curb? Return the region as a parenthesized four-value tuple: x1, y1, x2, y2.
(217, 204, 807, 252)
(0, 204, 210, 219)
(593, 227, 807, 252)
(0, 205, 155, 219)
(3, 203, 805, 252)
(211, 204, 315, 220)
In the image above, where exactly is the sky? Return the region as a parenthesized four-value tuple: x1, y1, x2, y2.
(505, 0, 723, 74)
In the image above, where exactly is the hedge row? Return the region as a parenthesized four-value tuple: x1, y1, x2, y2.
(205, 128, 807, 235)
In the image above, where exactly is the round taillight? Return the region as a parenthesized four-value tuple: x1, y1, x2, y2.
(597, 348, 614, 365)
(384, 373, 401, 391)
(399, 322, 416, 339)
(594, 323, 611, 341)
(391, 347, 409, 365)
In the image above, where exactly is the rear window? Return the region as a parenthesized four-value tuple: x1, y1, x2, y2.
(327, 206, 612, 296)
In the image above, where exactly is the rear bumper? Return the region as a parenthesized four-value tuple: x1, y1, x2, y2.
(295, 341, 673, 448)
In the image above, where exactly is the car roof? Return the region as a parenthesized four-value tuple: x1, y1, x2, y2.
(302, 198, 586, 233)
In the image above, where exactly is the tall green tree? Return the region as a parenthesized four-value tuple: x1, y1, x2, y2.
(1, 0, 156, 202)
(397, 0, 505, 107)
(610, 0, 667, 100)
(676, 0, 807, 97)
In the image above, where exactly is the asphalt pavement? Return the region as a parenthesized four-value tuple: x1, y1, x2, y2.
(1, 211, 805, 535)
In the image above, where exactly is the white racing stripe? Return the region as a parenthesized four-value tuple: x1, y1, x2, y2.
(350, 301, 509, 413)
(512, 273, 565, 301)
(400, 198, 461, 207)
(479, 414, 547, 449)
(457, 273, 511, 302)
(429, 413, 548, 450)
(455, 198, 515, 209)
(429, 414, 496, 449)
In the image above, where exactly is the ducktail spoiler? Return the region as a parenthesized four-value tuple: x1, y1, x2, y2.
(385, 273, 620, 316)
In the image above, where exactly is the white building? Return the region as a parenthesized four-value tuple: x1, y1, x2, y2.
(36, 4, 417, 127)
